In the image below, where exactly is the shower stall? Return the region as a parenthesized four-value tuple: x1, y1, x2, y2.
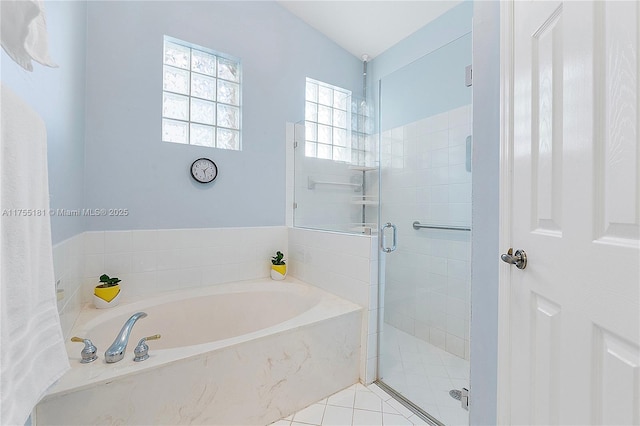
(291, 15, 473, 425)
(376, 32, 473, 426)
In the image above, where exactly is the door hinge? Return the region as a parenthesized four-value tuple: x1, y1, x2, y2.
(465, 65, 472, 87)
(461, 387, 469, 410)
(294, 141, 298, 148)
(293, 202, 298, 209)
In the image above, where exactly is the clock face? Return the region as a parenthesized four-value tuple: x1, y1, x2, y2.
(190, 158, 218, 183)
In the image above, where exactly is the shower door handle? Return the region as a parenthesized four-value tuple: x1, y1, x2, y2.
(381, 222, 397, 253)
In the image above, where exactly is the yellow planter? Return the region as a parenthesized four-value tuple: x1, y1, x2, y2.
(94, 284, 120, 302)
(270, 264, 286, 280)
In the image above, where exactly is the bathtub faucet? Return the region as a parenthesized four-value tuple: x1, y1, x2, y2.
(105, 312, 147, 363)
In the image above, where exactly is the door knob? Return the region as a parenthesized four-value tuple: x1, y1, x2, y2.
(501, 248, 527, 269)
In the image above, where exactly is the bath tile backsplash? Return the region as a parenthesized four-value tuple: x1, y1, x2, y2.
(54, 227, 289, 338)
(53, 233, 85, 339)
(82, 227, 289, 299)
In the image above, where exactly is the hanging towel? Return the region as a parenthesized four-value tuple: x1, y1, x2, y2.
(0, 85, 70, 426)
(0, 0, 57, 72)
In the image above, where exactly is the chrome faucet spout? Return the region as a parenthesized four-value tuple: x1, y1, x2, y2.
(105, 312, 147, 363)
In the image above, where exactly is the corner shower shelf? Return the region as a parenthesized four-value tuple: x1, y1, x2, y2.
(352, 196, 378, 206)
(348, 166, 378, 172)
(308, 176, 362, 191)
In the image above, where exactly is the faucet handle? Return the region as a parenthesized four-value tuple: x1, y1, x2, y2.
(133, 334, 161, 362)
(71, 337, 98, 363)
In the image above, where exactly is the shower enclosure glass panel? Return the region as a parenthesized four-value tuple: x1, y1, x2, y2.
(378, 33, 472, 426)
(293, 88, 378, 235)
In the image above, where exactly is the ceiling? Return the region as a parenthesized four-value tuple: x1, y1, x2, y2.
(277, 1, 462, 60)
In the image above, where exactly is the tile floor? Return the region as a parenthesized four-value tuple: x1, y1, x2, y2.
(378, 325, 470, 426)
(272, 325, 470, 426)
(271, 383, 429, 426)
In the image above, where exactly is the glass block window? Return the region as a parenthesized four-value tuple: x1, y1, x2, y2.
(305, 78, 352, 162)
(162, 36, 241, 150)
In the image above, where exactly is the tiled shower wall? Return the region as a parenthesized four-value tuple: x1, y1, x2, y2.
(380, 104, 472, 360)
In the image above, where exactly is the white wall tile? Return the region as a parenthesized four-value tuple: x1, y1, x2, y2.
(445, 334, 465, 358)
(131, 230, 158, 252)
(131, 251, 156, 273)
(449, 182, 471, 203)
(381, 107, 472, 359)
(83, 231, 104, 254)
(179, 248, 205, 269)
(103, 253, 132, 276)
(84, 254, 104, 277)
(430, 328, 446, 349)
(104, 231, 132, 253)
(155, 249, 183, 271)
(121, 271, 157, 297)
(448, 105, 470, 128)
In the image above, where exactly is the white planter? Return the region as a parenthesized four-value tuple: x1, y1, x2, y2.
(270, 265, 287, 280)
(93, 288, 121, 309)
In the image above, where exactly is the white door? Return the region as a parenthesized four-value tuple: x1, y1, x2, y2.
(498, 1, 640, 424)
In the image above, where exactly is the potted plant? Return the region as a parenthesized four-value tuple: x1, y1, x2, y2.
(270, 251, 287, 280)
(93, 274, 122, 308)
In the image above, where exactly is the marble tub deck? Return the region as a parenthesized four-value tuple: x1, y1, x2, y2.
(36, 279, 363, 425)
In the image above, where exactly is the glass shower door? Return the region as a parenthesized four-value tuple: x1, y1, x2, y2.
(377, 33, 472, 426)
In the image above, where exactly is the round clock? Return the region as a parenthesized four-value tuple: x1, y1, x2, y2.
(190, 158, 218, 184)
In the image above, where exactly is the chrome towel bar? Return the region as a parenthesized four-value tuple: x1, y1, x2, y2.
(412, 221, 471, 231)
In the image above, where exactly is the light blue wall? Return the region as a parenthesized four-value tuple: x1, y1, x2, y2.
(470, 2, 500, 424)
(378, 33, 471, 131)
(83, 1, 361, 231)
(370, 0, 473, 131)
(1, 1, 87, 245)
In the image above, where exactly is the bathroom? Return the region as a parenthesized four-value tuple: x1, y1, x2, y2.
(1, 1, 638, 426)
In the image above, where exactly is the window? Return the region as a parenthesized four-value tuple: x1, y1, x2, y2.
(162, 36, 241, 150)
(304, 78, 352, 162)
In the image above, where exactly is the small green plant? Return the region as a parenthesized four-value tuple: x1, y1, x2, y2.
(98, 274, 121, 288)
(271, 251, 286, 265)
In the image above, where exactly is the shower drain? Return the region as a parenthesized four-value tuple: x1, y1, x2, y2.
(449, 389, 462, 401)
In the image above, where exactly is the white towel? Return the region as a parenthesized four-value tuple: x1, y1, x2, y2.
(0, 85, 70, 426)
(0, 0, 57, 72)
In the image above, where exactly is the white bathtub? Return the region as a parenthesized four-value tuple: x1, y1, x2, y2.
(36, 278, 362, 425)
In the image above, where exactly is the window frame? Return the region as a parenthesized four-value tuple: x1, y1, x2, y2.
(162, 35, 242, 150)
(304, 78, 352, 163)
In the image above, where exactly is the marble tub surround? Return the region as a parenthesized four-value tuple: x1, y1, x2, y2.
(36, 278, 362, 425)
(287, 227, 379, 384)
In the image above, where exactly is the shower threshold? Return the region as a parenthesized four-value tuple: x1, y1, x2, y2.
(374, 380, 445, 426)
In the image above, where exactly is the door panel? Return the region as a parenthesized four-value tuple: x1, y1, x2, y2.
(504, 1, 640, 424)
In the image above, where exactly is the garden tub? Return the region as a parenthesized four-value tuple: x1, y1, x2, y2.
(36, 278, 362, 425)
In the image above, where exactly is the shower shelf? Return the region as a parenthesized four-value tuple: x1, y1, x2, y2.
(352, 196, 378, 206)
(308, 177, 362, 191)
(348, 166, 378, 172)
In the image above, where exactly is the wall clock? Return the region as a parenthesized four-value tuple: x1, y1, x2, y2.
(190, 158, 218, 184)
